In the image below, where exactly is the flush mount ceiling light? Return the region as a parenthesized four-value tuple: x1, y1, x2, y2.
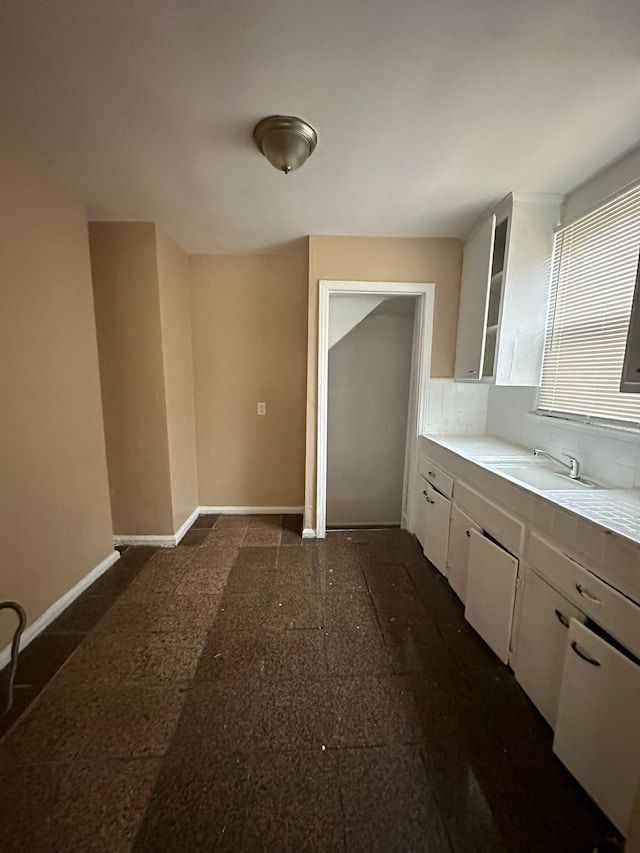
(253, 115, 317, 174)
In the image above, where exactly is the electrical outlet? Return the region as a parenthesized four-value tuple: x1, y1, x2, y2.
(257, 402, 266, 416)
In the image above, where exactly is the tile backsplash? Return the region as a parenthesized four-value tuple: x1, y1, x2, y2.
(426, 379, 489, 436)
(486, 386, 640, 490)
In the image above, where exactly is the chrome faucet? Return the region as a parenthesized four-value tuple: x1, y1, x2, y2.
(533, 449, 581, 479)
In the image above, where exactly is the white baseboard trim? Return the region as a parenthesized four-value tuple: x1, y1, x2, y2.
(0, 549, 120, 669)
(174, 507, 200, 544)
(327, 521, 400, 529)
(113, 534, 176, 548)
(302, 528, 317, 539)
(114, 506, 305, 548)
(114, 506, 200, 548)
(199, 506, 304, 515)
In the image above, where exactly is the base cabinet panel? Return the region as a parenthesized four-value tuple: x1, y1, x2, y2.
(447, 504, 482, 603)
(553, 619, 640, 836)
(423, 485, 450, 576)
(414, 478, 428, 550)
(514, 568, 586, 728)
(465, 530, 518, 664)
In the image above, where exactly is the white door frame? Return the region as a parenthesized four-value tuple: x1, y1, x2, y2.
(316, 280, 435, 539)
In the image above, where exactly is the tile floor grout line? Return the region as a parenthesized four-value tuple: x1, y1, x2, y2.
(315, 545, 332, 676)
(362, 570, 393, 650)
(415, 744, 458, 853)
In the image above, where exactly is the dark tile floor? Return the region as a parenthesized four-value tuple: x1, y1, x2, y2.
(0, 514, 619, 852)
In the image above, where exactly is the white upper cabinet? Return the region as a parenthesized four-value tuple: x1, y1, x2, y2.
(453, 215, 496, 381)
(454, 193, 561, 386)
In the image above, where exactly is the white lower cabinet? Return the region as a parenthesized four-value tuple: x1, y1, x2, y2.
(414, 477, 450, 574)
(465, 530, 518, 664)
(553, 619, 640, 836)
(422, 484, 450, 576)
(420, 439, 640, 833)
(514, 568, 586, 728)
(528, 533, 640, 659)
(447, 504, 482, 603)
(414, 477, 428, 550)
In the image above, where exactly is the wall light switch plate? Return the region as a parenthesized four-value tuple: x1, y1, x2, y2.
(257, 402, 266, 416)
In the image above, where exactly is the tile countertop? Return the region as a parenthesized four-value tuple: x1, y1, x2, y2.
(422, 434, 640, 548)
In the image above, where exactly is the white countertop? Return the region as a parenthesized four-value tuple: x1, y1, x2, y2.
(423, 434, 640, 546)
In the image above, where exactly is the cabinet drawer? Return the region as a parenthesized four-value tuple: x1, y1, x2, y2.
(454, 481, 524, 556)
(418, 456, 453, 498)
(528, 533, 640, 660)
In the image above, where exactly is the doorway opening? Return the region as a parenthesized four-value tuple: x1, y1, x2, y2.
(316, 280, 434, 539)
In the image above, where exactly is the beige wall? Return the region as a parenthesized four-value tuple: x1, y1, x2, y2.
(190, 252, 308, 507)
(305, 235, 463, 529)
(157, 229, 199, 530)
(0, 141, 114, 652)
(89, 222, 175, 535)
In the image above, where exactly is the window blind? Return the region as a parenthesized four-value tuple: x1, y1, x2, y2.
(538, 184, 640, 426)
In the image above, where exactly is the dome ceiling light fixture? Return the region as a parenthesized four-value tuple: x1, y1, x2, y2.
(253, 115, 317, 175)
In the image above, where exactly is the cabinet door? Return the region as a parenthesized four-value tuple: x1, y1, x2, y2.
(447, 504, 482, 603)
(423, 485, 451, 576)
(465, 530, 518, 664)
(553, 619, 640, 835)
(453, 215, 496, 381)
(514, 569, 586, 728)
(414, 476, 429, 549)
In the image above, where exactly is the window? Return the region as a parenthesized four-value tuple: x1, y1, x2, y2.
(538, 184, 640, 426)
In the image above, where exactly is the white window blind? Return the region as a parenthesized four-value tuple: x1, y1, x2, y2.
(538, 184, 640, 426)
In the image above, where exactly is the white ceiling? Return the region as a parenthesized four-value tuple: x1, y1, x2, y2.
(1, 0, 639, 253)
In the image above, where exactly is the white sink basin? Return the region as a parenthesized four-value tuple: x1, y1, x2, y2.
(490, 464, 599, 491)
